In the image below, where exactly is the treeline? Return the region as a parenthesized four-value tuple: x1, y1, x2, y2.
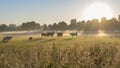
(1, 15, 120, 31)
(0, 21, 41, 31)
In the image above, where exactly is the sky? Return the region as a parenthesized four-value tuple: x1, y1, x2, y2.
(0, 0, 120, 25)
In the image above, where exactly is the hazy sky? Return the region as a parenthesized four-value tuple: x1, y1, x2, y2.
(0, 0, 120, 25)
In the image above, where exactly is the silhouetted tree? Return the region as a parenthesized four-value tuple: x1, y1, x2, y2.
(8, 24, 17, 31)
(41, 24, 47, 31)
(0, 24, 8, 31)
(52, 23, 58, 31)
(100, 17, 108, 31)
(36, 23, 41, 29)
(84, 20, 91, 31)
(91, 19, 99, 31)
(21, 21, 40, 30)
(69, 19, 77, 30)
(1, 15, 120, 32)
(76, 21, 85, 30)
(57, 21, 68, 31)
(118, 15, 120, 23)
(108, 18, 119, 31)
(48, 24, 52, 30)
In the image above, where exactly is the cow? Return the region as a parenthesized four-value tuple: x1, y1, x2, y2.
(41, 32, 55, 37)
(70, 32, 78, 37)
(41, 32, 47, 37)
(2, 36, 13, 43)
(29, 37, 33, 40)
(46, 32, 55, 37)
(57, 32, 63, 37)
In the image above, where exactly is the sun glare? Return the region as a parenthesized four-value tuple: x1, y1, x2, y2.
(97, 30, 108, 36)
(84, 2, 113, 20)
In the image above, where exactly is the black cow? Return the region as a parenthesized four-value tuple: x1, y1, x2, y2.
(70, 32, 78, 36)
(41, 32, 55, 37)
(57, 32, 63, 37)
(47, 32, 55, 37)
(2, 36, 13, 43)
(41, 32, 47, 37)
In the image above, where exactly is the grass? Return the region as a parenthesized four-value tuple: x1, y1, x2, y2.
(0, 35, 120, 68)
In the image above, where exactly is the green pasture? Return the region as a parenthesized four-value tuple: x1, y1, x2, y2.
(0, 35, 120, 47)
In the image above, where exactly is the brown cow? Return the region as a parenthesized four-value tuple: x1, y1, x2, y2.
(70, 32, 78, 36)
(57, 32, 63, 37)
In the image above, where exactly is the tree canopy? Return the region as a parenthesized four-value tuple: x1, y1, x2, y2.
(0, 15, 120, 32)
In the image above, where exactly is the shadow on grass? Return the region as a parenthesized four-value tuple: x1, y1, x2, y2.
(39, 39, 56, 43)
(32, 38, 43, 41)
(62, 38, 74, 41)
(24, 38, 43, 42)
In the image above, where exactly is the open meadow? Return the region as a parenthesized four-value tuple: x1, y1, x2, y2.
(1, 0, 120, 68)
(0, 34, 120, 68)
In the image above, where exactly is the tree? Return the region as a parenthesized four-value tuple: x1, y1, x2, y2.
(8, 24, 17, 31)
(69, 19, 77, 30)
(91, 19, 99, 31)
(41, 24, 47, 31)
(118, 15, 120, 23)
(21, 21, 40, 30)
(108, 18, 119, 31)
(100, 17, 108, 31)
(57, 21, 68, 31)
(0, 24, 8, 31)
(84, 20, 91, 31)
(52, 23, 58, 31)
(48, 24, 52, 30)
(36, 23, 41, 29)
(76, 21, 85, 30)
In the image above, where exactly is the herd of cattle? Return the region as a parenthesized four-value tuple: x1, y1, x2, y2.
(1, 32, 78, 43)
(41, 32, 78, 37)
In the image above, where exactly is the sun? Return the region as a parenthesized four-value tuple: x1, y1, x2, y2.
(84, 2, 113, 20)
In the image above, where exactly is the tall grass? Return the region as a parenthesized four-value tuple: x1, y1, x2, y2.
(0, 43, 119, 68)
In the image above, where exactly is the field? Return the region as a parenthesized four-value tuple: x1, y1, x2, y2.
(0, 34, 120, 68)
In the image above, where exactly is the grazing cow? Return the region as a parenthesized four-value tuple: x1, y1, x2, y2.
(29, 37, 33, 40)
(2, 36, 13, 43)
(57, 32, 63, 37)
(41, 32, 55, 37)
(41, 32, 47, 37)
(47, 32, 55, 37)
(70, 32, 78, 36)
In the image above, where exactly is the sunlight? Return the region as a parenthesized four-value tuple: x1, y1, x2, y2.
(84, 2, 113, 20)
(97, 30, 108, 36)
